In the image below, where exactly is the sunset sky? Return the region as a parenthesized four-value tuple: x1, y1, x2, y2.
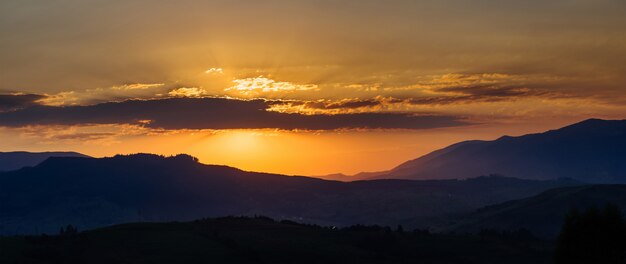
(1, 0, 625, 175)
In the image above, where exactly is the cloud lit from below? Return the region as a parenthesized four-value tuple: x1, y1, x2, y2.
(167, 87, 209, 97)
(225, 77, 319, 96)
(205, 68, 224, 74)
(0, 97, 468, 131)
(0, 94, 46, 111)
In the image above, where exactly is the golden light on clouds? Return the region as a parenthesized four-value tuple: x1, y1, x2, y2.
(1, 0, 625, 175)
(0, 118, 587, 175)
(111, 83, 165, 91)
(225, 77, 319, 96)
(205, 68, 224, 74)
(167, 87, 209, 97)
(38, 83, 169, 106)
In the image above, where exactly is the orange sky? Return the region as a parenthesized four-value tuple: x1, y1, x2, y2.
(0, 117, 595, 175)
(0, 0, 625, 175)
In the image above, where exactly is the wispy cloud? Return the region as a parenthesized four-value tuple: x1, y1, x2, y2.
(37, 83, 169, 106)
(267, 72, 570, 115)
(15, 124, 158, 145)
(111, 83, 165, 90)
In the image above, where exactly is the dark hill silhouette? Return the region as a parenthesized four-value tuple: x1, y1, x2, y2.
(447, 184, 626, 238)
(0, 151, 90, 172)
(0, 216, 554, 264)
(0, 154, 579, 235)
(370, 119, 626, 183)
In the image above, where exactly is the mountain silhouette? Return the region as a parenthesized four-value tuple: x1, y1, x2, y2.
(0, 151, 89, 172)
(0, 154, 578, 235)
(447, 184, 626, 238)
(369, 119, 626, 183)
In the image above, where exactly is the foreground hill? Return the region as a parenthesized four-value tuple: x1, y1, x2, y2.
(0, 216, 553, 264)
(447, 184, 626, 238)
(0, 151, 89, 172)
(371, 119, 626, 183)
(0, 154, 578, 235)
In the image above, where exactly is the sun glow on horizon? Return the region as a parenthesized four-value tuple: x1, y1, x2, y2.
(1, 0, 625, 176)
(0, 118, 583, 176)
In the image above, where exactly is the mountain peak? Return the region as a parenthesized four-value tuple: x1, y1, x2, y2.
(373, 118, 626, 183)
(559, 118, 626, 131)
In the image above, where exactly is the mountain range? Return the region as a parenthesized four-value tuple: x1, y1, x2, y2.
(0, 154, 579, 235)
(1, 118, 626, 237)
(361, 119, 626, 183)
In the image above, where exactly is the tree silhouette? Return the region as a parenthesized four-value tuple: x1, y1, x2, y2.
(555, 205, 626, 264)
(60, 224, 78, 236)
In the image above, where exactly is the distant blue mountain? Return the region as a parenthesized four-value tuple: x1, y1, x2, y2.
(372, 119, 626, 183)
(0, 151, 90, 172)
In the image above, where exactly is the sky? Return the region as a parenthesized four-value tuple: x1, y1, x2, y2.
(1, 0, 625, 175)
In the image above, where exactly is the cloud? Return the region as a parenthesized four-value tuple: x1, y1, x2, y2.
(420, 73, 560, 99)
(379, 73, 561, 96)
(38, 91, 82, 106)
(261, 73, 574, 114)
(42, 131, 116, 141)
(267, 89, 564, 115)
(0, 94, 46, 112)
(15, 124, 159, 145)
(0, 97, 469, 130)
(38, 83, 170, 106)
(167, 87, 209, 97)
(268, 98, 385, 114)
(205, 68, 224, 74)
(435, 85, 549, 99)
(426, 73, 522, 88)
(225, 77, 318, 96)
(111, 83, 164, 90)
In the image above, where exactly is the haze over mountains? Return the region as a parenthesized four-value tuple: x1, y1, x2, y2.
(1, 118, 625, 238)
(0, 154, 579, 235)
(0, 151, 89, 172)
(364, 119, 626, 183)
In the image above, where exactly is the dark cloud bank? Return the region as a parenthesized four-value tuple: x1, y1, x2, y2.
(0, 94, 46, 112)
(0, 96, 468, 130)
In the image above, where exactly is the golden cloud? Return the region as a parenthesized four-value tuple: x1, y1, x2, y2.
(111, 83, 165, 90)
(37, 83, 168, 106)
(204, 68, 224, 74)
(167, 87, 209, 97)
(225, 76, 318, 95)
